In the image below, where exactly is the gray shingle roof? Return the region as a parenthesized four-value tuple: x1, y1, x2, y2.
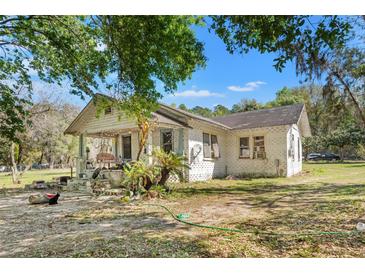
(210, 104, 305, 130)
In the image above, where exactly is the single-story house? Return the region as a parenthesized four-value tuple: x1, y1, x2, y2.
(64, 94, 311, 182)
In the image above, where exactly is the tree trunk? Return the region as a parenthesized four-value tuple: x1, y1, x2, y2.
(17, 143, 23, 165)
(158, 168, 170, 187)
(136, 126, 149, 161)
(49, 155, 54, 169)
(144, 176, 153, 191)
(332, 69, 365, 127)
(38, 150, 44, 165)
(10, 142, 19, 184)
(340, 147, 345, 161)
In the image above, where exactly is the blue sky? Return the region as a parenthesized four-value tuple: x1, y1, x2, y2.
(34, 22, 305, 109)
(160, 24, 305, 109)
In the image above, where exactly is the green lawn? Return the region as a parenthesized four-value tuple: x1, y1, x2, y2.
(0, 168, 72, 189)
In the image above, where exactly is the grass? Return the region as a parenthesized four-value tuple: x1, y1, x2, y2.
(0, 168, 72, 189)
(1, 162, 365, 257)
(164, 161, 365, 257)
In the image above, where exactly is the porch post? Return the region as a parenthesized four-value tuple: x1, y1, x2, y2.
(147, 131, 153, 165)
(177, 128, 184, 155)
(77, 133, 86, 175)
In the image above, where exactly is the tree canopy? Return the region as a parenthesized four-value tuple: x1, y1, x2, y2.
(1, 15, 363, 142)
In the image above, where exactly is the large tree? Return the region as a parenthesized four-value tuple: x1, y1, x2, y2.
(0, 16, 109, 141)
(210, 16, 365, 125)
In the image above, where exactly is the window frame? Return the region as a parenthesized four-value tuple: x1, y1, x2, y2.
(253, 136, 266, 159)
(121, 135, 132, 160)
(104, 106, 112, 115)
(239, 137, 250, 159)
(161, 129, 173, 153)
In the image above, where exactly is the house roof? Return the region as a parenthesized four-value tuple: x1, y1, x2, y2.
(65, 93, 311, 136)
(211, 104, 306, 130)
(158, 103, 230, 130)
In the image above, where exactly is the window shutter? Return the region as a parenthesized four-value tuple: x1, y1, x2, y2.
(211, 135, 219, 158)
(203, 133, 211, 158)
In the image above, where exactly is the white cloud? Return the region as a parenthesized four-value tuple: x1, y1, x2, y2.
(227, 81, 266, 92)
(173, 89, 225, 98)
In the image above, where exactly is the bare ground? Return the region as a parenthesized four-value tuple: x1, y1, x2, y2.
(1, 163, 365, 257)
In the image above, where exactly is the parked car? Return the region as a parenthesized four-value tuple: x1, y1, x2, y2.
(307, 153, 322, 161)
(307, 152, 340, 161)
(0, 165, 9, 172)
(321, 152, 341, 161)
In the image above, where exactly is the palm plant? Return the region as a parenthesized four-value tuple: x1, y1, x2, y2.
(122, 161, 159, 193)
(152, 148, 189, 187)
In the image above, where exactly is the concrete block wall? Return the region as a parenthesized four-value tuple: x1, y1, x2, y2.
(286, 124, 302, 176)
(225, 125, 289, 177)
(186, 121, 227, 181)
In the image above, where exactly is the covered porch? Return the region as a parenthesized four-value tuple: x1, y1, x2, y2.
(75, 125, 187, 184)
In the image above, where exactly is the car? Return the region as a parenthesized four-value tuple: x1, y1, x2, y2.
(0, 165, 9, 172)
(321, 152, 341, 161)
(307, 153, 322, 161)
(307, 152, 340, 161)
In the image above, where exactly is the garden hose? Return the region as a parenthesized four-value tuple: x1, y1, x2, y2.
(145, 203, 361, 237)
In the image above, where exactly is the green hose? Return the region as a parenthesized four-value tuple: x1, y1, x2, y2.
(145, 203, 360, 237)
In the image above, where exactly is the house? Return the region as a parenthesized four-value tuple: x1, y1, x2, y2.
(64, 94, 311, 182)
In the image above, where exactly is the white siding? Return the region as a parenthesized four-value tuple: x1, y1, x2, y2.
(79, 105, 137, 135)
(225, 125, 289, 177)
(186, 120, 227, 181)
(286, 124, 302, 176)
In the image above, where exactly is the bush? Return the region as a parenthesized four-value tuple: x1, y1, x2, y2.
(122, 149, 189, 195)
(152, 148, 189, 187)
(122, 161, 160, 194)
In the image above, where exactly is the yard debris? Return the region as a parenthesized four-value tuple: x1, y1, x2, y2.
(225, 175, 238, 180)
(356, 222, 365, 232)
(28, 192, 60, 205)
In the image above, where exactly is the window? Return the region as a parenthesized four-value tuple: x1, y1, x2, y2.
(239, 137, 250, 158)
(161, 129, 173, 153)
(253, 136, 265, 159)
(203, 133, 211, 158)
(122, 135, 132, 160)
(104, 106, 112, 115)
(211, 134, 220, 158)
(203, 133, 220, 158)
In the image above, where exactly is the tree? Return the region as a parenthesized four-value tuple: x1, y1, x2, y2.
(210, 16, 365, 125)
(231, 99, 262, 113)
(326, 124, 365, 160)
(212, 104, 230, 117)
(178, 104, 188, 111)
(266, 87, 305, 107)
(93, 16, 206, 157)
(0, 16, 109, 141)
(190, 106, 213, 117)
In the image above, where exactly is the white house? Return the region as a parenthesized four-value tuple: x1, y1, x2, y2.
(64, 94, 311, 182)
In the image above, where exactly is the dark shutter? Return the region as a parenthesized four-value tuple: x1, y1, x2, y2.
(211, 135, 219, 158)
(203, 133, 211, 158)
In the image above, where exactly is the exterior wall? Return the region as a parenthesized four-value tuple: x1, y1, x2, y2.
(186, 120, 227, 182)
(78, 105, 137, 135)
(225, 125, 289, 177)
(286, 124, 302, 176)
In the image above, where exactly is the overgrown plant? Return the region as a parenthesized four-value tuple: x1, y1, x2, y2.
(122, 161, 159, 194)
(152, 148, 189, 188)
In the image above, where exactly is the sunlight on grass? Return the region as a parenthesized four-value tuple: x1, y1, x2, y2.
(0, 168, 72, 189)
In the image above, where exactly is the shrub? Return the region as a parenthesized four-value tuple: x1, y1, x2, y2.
(122, 161, 160, 194)
(152, 148, 189, 188)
